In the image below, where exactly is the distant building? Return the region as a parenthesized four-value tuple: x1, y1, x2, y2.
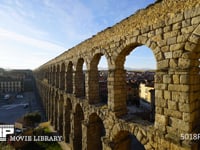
(126, 80, 140, 106)
(139, 83, 154, 103)
(0, 77, 23, 93)
(0, 69, 33, 93)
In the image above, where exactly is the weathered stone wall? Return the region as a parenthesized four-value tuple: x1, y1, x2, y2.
(35, 0, 200, 149)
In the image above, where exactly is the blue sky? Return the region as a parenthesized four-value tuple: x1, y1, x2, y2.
(0, 0, 156, 70)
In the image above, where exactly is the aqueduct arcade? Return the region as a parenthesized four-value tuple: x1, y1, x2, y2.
(34, 0, 200, 149)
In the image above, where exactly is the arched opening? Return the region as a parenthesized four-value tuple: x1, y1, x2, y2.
(75, 58, 86, 98)
(87, 113, 105, 150)
(98, 56, 108, 104)
(114, 45, 156, 121)
(58, 94, 64, 135)
(66, 61, 73, 93)
(113, 131, 145, 150)
(60, 63, 65, 90)
(125, 45, 156, 122)
(65, 98, 72, 143)
(56, 65, 60, 88)
(74, 104, 84, 150)
(88, 54, 108, 104)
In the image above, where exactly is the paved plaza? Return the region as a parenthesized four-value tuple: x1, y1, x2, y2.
(0, 92, 45, 124)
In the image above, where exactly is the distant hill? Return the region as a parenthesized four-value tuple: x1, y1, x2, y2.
(98, 67, 155, 72)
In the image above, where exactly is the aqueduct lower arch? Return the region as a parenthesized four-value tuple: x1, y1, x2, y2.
(35, 0, 200, 149)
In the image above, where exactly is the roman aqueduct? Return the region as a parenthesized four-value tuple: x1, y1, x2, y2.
(34, 0, 200, 149)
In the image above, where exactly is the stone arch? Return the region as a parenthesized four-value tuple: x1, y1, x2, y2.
(87, 113, 105, 150)
(88, 53, 108, 104)
(66, 61, 73, 93)
(109, 42, 158, 117)
(115, 41, 159, 69)
(60, 62, 66, 90)
(75, 58, 86, 98)
(112, 130, 145, 150)
(58, 94, 64, 135)
(64, 98, 72, 143)
(73, 104, 84, 150)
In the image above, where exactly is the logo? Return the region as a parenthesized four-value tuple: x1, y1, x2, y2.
(0, 124, 63, 142)
(0, 125, 14, 141)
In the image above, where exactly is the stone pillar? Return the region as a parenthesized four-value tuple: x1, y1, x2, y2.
(155, 68, 200, 144)
(87, 69, 100, 104)
(72, 71, 76, 95)
(154, 71, 168, 132)
(85, 70, 89, 101)
(108, 69, 127, 117)
(64, 71, 67, 92)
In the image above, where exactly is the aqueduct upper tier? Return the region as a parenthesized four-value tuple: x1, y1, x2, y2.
(34, 0, 200, 149)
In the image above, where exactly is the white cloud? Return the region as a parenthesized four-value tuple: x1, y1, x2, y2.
(0, 28, 65, 52)
(0, 28, 66, 69)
